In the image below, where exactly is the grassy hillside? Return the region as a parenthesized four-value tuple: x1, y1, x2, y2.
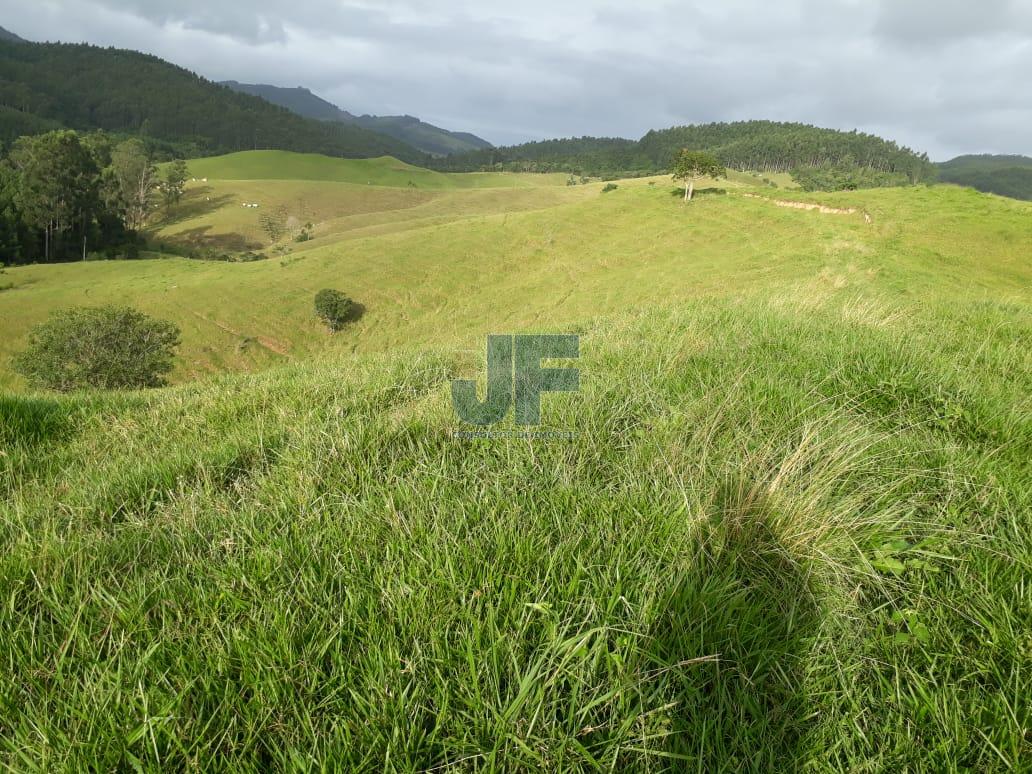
(175, 150, 561, 188)
(1, 159, 1026, 390)
(0, 157, 1029, 769)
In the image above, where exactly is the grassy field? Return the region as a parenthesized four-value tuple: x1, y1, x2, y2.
(174, 150, 570, 189)
(0, 154, 1029, 770)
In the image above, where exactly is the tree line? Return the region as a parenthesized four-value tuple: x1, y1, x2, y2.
(429, 121, 938, 189)
(0, 129, 188, 265)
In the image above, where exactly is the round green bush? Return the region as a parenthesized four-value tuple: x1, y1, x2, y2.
(13, 306, 181, 392)
(314, 289, 357, 332)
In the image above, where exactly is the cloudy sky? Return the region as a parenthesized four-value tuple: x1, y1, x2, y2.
(4, 0, 1030, 159)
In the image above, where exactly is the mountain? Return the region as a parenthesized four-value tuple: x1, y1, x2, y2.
(0, 40, 426, 162)
(220, 81, 346, 123)
(938, 155, 1032, 201)
(221, 81, 492, 157)
(350, 115, 494, 158)
(430, 121, 937, 185)
(0, 26, 26, 43)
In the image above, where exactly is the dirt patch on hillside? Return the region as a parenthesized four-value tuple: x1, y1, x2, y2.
(742, 193, 872, 222)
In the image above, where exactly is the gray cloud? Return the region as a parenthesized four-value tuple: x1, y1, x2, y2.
(874, 0, 1032, 45)
(3, 0, 1029, 158)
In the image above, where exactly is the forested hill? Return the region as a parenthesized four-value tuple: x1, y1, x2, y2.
(937, 155, 1032, 201)
(221, 81, 493, 157)
(0, 26, 25, 43)
(0, 40, 427, 162)
(430, 120, 936, 184)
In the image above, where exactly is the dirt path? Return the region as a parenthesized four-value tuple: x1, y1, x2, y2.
(742, 193, 872, 222)
(190, 311, 291, 356)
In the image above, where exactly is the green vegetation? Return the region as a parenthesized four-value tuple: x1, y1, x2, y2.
(313, 288, 358, 331)
(1, 129, 139, 263)
(790, 158, 919, 191)
(0, 40, 426, 163)
(938, 154, 1032, 201)
(431, 121, 936, 188)
(158, 159, 189, 211)
(672, 149, 725, 201)
(13, 305, 180, 390)
(0, 152, 1028, 769)
(258, 205, 289, 244)
(0, 130, 166, 264)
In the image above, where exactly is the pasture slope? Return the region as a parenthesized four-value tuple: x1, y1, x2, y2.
(0, 151, 1029, 770)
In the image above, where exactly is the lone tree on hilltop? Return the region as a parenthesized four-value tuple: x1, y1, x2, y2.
(673, 149, 725, 202)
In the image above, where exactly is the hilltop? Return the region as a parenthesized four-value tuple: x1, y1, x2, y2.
(0, 39, 425, 162)
(222, 81, 493, 157)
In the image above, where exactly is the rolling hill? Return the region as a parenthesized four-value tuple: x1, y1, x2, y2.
(174, 150, 558, 188)
(0, 153, 1028, 769)
(221, 81, 493, 157)
(0, 39, 426, 162)
(938, 154, 1032, 201)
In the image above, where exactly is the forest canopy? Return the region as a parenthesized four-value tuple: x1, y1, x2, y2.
(936, 155, 1032, 201)
(0, 40, 427, 163)
(0, 129, 181, 265)
(430, 120, 937, 189)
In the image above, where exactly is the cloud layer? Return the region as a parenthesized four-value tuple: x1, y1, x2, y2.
(4, 0, 1030, 158)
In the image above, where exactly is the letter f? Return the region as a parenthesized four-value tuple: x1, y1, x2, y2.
(514, 335, 580, 425)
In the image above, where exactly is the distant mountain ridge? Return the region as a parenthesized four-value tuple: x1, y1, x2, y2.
(938, 154, 1032, 201)
(0, 26, 26, 43)
(221, 81, 492, 157)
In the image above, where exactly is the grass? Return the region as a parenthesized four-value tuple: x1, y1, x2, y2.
(0, 153, 1029, 770)
(2, 174, 1026, 391)
(173, 150, 569, 189)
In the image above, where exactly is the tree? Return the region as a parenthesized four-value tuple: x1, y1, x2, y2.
(0, 162, 30, 263)
(314, 289, 358, 332)
(108, 139, 156, 232)
(159, 159, 189, 212)
(259, 205, 288, 244)
(672, 149, 725, 202)
(13, 306, 181, 391)
(9, 130, 100, 261)
(81, 131, 115, 170)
